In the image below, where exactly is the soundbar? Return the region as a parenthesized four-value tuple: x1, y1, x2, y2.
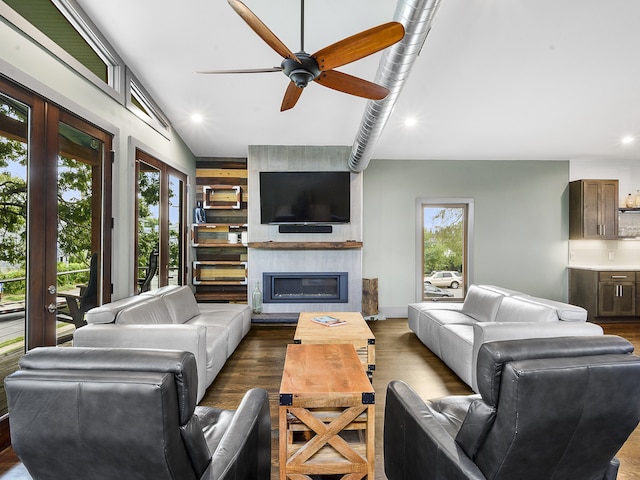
(278, 224, 333, 234)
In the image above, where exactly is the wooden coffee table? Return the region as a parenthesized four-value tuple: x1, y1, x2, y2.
(279, 343, 375, 479)
(294, 311, 375, 377)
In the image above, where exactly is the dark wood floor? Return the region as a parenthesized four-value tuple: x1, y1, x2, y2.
(0, 319, 638, 479)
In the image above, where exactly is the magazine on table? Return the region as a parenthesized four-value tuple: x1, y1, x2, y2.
(311, 315, 347, 327)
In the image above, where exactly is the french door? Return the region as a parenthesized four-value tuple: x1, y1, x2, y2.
(135, 149, 187, 292)
(0, 77, 112, 425)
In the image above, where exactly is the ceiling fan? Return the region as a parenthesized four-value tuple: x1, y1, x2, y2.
(199, 0, 405, 111)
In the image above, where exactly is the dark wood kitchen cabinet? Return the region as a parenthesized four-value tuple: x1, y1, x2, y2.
(569, 268, 637, 321)
(597, 271, 636, 316)
(569, 179, 619, 239)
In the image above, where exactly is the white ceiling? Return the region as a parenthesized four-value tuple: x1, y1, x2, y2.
(75, 0, 640, 162)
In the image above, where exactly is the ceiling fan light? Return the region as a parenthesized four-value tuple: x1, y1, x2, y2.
(289, 69, 314, 88)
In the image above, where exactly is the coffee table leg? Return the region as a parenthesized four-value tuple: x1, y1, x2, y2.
(279, 405, 287, 480)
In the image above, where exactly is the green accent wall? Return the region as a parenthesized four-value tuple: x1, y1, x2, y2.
(363, 160, 570, 314)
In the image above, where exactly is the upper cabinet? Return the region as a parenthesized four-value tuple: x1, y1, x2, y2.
(569, 179, 619, 240)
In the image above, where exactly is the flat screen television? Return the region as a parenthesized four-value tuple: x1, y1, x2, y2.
(259, 171, 351, 224)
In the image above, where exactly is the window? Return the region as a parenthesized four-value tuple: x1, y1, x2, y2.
(135, 149, 187, 292)
(417, 198, 474, 302)
(3, 0, 122, 89)
(127, 73, 170, 134)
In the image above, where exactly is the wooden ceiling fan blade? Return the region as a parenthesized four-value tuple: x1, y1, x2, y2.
(281, 81, 304, 111)
(196, 67, 282, 74)
(314, 70, 389, 100)
(313, 22, 405, 71)
(228, 0, 301, 63)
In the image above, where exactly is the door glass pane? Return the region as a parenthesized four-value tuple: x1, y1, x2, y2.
(168, 174, 183, 286)
(56, 122, 103, 343)
(422, 206, 467, 300)
(0, 93, 29, 416)
(138, 163, 160, 293)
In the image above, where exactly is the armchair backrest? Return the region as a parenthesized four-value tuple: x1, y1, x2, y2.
(458, 336, 640, 480)
(5, 347, 210, 480)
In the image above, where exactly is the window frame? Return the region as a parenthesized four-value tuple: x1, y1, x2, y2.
(416, 197, 475, 302)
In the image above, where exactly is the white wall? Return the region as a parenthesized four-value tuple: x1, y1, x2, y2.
(362, 160, 571, 317)
(0, 17, 196, 299)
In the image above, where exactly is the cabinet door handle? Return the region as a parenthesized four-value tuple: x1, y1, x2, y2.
(611, 275, 628, 279)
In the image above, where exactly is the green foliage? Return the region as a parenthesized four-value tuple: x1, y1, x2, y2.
(0, 269, 25, 295)
(57, 157, 92, 262)
(423, 207, 464, 275)
(0, 261, 90, 297)
(137, 170, 160, 269)
(0, 136, 28, 265)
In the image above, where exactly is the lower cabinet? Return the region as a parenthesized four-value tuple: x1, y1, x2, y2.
(569, 269, 637, 320)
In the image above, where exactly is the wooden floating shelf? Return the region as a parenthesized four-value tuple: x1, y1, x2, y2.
(248, 241, 363, 250)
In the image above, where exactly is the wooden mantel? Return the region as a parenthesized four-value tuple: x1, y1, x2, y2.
(248, 241, 363, 250)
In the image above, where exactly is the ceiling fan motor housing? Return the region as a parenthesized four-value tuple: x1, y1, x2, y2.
(281, 53, 320, 88)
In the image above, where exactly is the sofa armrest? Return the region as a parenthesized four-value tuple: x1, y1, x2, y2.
(384, 380, 486, 480)
(73, 324, 209, 402)
(470, 321, 604, 391)
(205, 388, 271, 480)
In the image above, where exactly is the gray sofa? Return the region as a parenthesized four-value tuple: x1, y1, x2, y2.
(408, 284, 604, 391)
(74, 285, 251, 402)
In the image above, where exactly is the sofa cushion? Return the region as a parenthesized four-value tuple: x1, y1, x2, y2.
(461, 285, 504, 323)
(159, 286, 201, 324)
(439, 324, 474, 386)
(409, 308, 474, 358)
(476, 285, 521, 297)
(192, 311, 248, 359)
(116, 297, 173, 325)
(516, 295, 587, 322)
(494, 296, 558, 323)
(85, 296, 148, 324)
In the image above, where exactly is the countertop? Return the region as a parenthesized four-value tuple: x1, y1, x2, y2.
(568, 265, 640, 271)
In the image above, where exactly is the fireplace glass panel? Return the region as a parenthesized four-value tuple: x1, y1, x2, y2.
(264, 272, 348, 303)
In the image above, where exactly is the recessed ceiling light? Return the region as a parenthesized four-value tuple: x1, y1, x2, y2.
(404, 116, 418, 127)
(621, 135, 635, 145)
(191, 113, 204, 123)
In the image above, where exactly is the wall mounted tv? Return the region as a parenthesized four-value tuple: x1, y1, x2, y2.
(259, 171, 351, 225)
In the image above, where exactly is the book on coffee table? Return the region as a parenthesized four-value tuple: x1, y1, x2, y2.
(311, 315, 347, 327)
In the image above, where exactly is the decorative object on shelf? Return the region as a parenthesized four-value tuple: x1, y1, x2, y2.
(193, 201, 206, 223)
(252, 280, 263, 314)
(626, 193, 635, 208)
(203, 185, 241, 209)
(635, 190, 640, 208)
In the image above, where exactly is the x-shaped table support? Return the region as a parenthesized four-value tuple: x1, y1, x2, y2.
(282, 405, 372, 479)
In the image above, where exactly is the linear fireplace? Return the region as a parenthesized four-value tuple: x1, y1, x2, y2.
(263, 272, 348, 303)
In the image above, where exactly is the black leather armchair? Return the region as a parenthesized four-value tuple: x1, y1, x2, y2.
(384, 335, 640, 480)
(5, 347, 271, 480)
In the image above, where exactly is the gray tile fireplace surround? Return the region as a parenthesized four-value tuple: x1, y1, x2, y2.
(247, 145, 364, 315)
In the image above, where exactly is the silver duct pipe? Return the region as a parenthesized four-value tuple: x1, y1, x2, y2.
(348, 0, 443, 172)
